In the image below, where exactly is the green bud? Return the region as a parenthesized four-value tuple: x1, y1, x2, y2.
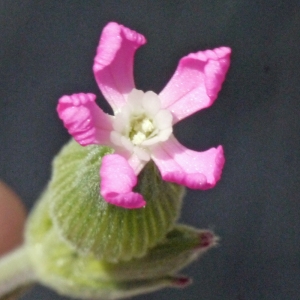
(100, 225, 217, 281)
(26, 195, 216, 299)
(46, 139, 184, 262)
(22, 138, 219, 299)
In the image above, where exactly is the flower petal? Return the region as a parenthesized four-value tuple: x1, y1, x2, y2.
(57, 93, 114, 146)
(100, 154, 146, 209)
(93, 22, 146, 112)
(159, 47, 231, 123)
(151, 135, 225, 189)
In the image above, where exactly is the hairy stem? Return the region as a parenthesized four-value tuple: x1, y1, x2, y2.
(0, 246, 36, 298)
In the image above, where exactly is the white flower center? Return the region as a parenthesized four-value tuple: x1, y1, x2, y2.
(110, 89, 173, 161)
(130, 115, 155, 145)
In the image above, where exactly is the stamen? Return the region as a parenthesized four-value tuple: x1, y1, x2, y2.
(132, 132, 147, 144)
(141, 119, 154, 133)
(129, 115, 155, 145)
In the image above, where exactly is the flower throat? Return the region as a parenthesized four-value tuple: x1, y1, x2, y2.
(129, 115, 155, 145)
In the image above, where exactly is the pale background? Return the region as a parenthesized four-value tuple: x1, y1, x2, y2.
(1, 1, 300, 299)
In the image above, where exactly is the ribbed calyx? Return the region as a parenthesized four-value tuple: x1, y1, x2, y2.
(26, 193, 216, 299)
(25, 139, 217, 299)
(43, 139, 184, 262)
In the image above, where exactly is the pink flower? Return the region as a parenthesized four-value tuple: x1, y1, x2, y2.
(57, 22, 231, 209)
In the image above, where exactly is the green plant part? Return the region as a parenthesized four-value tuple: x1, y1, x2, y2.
(48, 139, 184, 262)
(26, 191, 216, 299)
(0, 139, 218, 300)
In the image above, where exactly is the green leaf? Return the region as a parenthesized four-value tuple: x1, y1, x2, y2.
(46, 140, 184, 262)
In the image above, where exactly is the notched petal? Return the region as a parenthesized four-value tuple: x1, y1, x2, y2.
(159, 47, 231, 123)
(93, 22, 147, 112)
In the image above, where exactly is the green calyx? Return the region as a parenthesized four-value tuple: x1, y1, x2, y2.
(24, 139, 217, 299)
(47, 139, 184, 262)
(26, 194, 216, 299)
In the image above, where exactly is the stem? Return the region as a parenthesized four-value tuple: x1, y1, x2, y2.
(0, 245, 36, 297)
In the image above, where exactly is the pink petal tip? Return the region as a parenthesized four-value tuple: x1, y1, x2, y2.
(57, 93, 113, 146)
(100, 154, 146, 209)
(152, 136, 225, 190)
(159, 46, 231, 123)
(93, 22, 147, 111)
